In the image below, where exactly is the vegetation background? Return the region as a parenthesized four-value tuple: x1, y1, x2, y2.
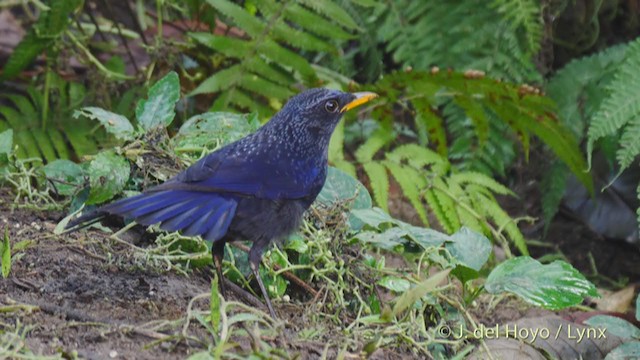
(0, 0, 639, 358)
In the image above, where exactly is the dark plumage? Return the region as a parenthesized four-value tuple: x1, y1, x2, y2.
(65, 88, 378, 318)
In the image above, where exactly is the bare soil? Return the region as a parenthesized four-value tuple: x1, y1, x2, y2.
(0, 190, 409, 359)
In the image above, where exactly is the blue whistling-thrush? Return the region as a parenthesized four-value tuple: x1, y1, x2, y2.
(65, 88, 378, 318)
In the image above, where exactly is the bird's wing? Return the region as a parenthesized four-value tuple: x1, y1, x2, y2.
(151, 145, 321, 200)
(100, 189, 237, 242)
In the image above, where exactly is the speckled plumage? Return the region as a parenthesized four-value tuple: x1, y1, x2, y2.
(66, 88, 374, 318)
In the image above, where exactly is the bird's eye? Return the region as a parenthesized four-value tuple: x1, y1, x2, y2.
(324, 100, 339, 113)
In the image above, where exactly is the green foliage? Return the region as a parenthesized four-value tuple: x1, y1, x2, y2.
(345, 69, 593, 254)
(368, 0, 541, 82)
(1, 0, 82, 80)
(587, 38, 640, 173)
(135, 72, 181, 131)
(0, 75, 94, 161)
(0, 129, 13, 168)
(43, 160, 85, 196)
(485, 256, 599, 310)
(188, 0, 357, 116)
(542, 42, 629, 233)
(86, 150, 130, 205)
(1, 226, 10, 278)
(585, 315, 640, 340)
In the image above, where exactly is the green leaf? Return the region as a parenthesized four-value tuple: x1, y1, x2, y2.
(378, 276, 411, 293)
(189, 66, 242, 96)
(285, 235, 308, 254)
(43, 159, 85, 196)
(392, 269, 450, 316)
(210, 277, 221, 334)
(350, 207, 397, 229)
(74, 107, 134, 141)
(135, 72, 181, 131)
(362, 162, 389, 212)
(298, 0, 359, 30)
(0, 129, 12, 152)
(316, 167, 372, 229)
(636, 292, 640, 321)
(205, 0, 264, 37)
(173, 112, 259, 153)
(0, 31, 49, 80)
(584, 315, 640, 340)
(445, 227, 491, 271)
(87, 151, 131, 205)
(485, 257, 599, 310)
(604, 341, 640, 360)
(188, 33, 251, 58)
(588, 38, 640, 171)
(1, 226, 10, 278)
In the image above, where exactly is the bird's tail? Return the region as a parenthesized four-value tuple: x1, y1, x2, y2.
(63, 190, 237, 242)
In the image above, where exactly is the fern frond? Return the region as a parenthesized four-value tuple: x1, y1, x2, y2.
(354, 128, 394, 162)
(637, 182, 640, 238)
(540, 161, 569, 236)
(547, 43, 627, 140)
(616, 119, 640, 170)
(387, 143, 444, 170)
(476, 192, 528, 255)
(362, 162, 390, 212)
(587, 38, 640, 170)
(194, 0, 356, 115)
(430, 178, 461, 233)
(375, 0, 539, 82)
(452, 96, 489, 145)
(492, 0, 543, 55)
(450, 171, 514, 196)
(383, 161, 429, 225)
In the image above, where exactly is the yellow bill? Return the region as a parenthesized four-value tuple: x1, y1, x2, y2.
(341, 92, 378, 113)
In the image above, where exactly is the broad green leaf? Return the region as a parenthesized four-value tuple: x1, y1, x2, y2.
(485, 257, 599, 310)
(1, 226, 10, 278)
(355, 229, 406, 252)
(173, 112, 258, 155)
(349, 207, 397, 229)
(349, 207, 449, 249)
(445, 227, 491, 271)
(604, 341, 640, 360)
(136, 72, 181, 131)
(378, 276, 411, 292)
(636, 292, 640, 321)
(401, 225, 450, 249)
(0, 129, 12, 166)
(316, 166, 372, 209)
(584, 315, 640, 340)
(392, 269, 450, 316)
(74, 107, 134, 141)
(0, 129, 13, 154)
(43, 159, 85, 196)
(87, 151, 130, 205)
(285, 235, 308, 253)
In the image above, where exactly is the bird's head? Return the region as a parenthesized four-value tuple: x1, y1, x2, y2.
(278, 88, 378, 136)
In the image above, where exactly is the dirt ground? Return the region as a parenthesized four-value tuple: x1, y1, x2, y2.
(0, 190, 415, 359)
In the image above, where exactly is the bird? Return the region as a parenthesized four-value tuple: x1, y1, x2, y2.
(65, 88, 378, 318)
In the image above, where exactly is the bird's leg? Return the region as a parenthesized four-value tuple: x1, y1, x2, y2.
(212, 241, 227, 299)
(249, 244, 277, 319)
